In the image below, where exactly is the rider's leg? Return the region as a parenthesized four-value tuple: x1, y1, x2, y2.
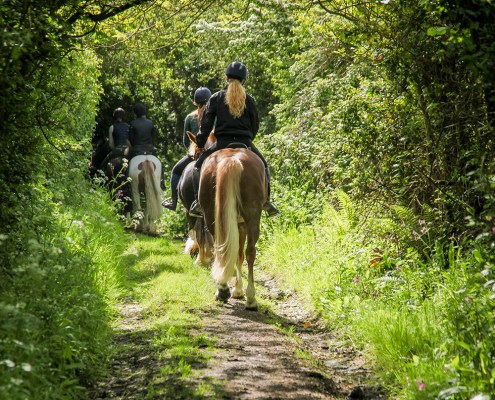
(162, 173, 180, 210)
(262, 167, 280, 217)
(189, 145, 218, 217)
(189, 157, 206, 217)
(163, 155, 192, 210)
(249, 144, 280, 217)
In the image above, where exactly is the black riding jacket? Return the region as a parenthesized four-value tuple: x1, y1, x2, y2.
(129, 116, 157, 153)
(196, 88, 259, 148)
(112, 122, 130, 148)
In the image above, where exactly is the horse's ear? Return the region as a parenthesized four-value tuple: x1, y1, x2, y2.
(186, 131, 197, 145)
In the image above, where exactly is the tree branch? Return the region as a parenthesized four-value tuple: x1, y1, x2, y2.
(67, 0, 151, 24)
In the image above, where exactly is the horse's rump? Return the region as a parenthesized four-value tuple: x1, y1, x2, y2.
(128, 154, 163, 232)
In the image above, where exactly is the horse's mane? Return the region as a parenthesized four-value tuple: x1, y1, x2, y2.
(187, 131, 216, 158)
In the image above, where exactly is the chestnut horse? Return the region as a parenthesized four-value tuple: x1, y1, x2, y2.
(188, 132, 267, 310)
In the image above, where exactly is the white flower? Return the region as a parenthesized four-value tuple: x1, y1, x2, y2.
(21, 363, 32, 372)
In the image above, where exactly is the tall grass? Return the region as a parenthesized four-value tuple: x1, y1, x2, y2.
(259, 191, 494, 399)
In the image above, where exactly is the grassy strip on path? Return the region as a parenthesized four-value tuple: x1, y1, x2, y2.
(91, 233, 229, 399)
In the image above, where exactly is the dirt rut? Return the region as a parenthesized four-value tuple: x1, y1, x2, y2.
(90, 272, 386, 399)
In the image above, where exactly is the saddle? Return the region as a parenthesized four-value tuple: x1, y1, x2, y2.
(226, 142, 249, 149)
(130, 144, 154, 157)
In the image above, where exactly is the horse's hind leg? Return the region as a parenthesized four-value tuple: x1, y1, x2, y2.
(231, 224, 246, 299)
(245, 222, 260, 311)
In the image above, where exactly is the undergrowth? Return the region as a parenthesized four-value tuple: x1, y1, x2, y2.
(0, 155, 132, 399)
(259, 190, 495, 400)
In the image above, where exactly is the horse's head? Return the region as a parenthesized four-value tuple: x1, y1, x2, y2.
(186, 130, 216, 159)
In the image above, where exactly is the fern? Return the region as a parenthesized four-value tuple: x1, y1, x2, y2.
(336, 189, 358, 226)
(390, 205, 417, 227)
(323, 204, 347, 235)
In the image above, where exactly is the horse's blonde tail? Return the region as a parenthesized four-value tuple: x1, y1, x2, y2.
(212, 158, 243, 285)
(143, 160, 162, 222)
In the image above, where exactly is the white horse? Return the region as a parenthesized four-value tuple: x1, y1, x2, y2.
(128, 154, 163, 234)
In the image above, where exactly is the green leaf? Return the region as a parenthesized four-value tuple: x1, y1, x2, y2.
(451, 354, 459, 368)
(427, 26, 448, 37)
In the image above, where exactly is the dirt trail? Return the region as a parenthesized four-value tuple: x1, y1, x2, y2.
(90, 271, 386, 400)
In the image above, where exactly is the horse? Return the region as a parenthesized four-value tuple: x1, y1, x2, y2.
(188, 132, 267, 311)
(178, 161, 214, 265)
(127, 154, 163, 234)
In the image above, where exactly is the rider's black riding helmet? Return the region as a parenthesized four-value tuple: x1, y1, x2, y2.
(194, 87, 212, 104)
(113, 107, 125, 120)
(226, 61, 247, 82)
(133, 102, 147, 117)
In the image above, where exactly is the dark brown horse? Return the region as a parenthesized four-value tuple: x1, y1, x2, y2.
(178, 161, 214, 265)
(188, 132, 267, 310)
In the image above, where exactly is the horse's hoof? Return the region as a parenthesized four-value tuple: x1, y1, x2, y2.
(231, 289, 244, 299)
(215, 287, 231, 302)
(245, 301, 258, 311)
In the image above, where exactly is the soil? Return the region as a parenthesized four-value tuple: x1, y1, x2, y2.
(89, 271, 387, 400)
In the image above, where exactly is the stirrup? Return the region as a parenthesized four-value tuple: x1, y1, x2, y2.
(189, 200, 204, 218)
(162, 198, 177, 211)
(263, 201, 280, 217)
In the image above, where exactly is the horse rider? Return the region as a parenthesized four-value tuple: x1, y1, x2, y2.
(100, 107, 131, 170)
(162, 87, 212, 211)
(189, 61, 280, 218)
(128, 102, 165, 190)
(128, 103, 157, 158)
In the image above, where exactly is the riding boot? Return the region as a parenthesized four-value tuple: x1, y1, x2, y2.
(162, 197, 177, 210)
(189, 167, 204, 218)
(263, 167, 280, 217)
(162, 173, 180, 211)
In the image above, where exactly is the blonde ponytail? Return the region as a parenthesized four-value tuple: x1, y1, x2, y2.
(225, 79, 246, 118)
(197, 104, 207, 127)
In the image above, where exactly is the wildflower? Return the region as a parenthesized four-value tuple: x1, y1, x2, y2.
(492, 226, 495, 235)
(353, 275, 359, 283)
(418, 219, 428, 234)
(416, 379, 425, 391)
(117, 189, 124, 198)
(412, 230, 419, 241)
(21, 363, 32, 372)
